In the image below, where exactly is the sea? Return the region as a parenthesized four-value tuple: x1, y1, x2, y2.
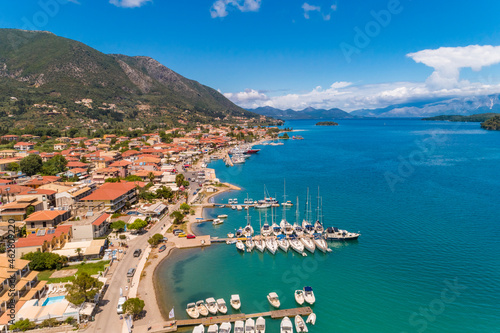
(155, 119, 500, 333)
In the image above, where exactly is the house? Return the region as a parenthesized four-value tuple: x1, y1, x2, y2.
(92, 167, 120, 184)
(38, 183, 94, 208)
(109, 160, 132, 178)
(0, 150, 17, 159)
(13, 225, 72, 259)
(67, 161, 89, 169)
(67, 212, 110, 241)
(132, 170, 164, 183)
(0, 135, 19, 142)
(24, 210, 71, 233)
(0, 198, 44, 222)
(80, 182, 138, 213)
(0, 159, 19, 172)
(16, 188, 56, 209)
(53, 143, 67, 150)
(22, 176, 61, 189)
(13, 142, 34, 151)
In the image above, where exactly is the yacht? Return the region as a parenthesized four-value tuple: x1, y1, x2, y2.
(206, 297, 218, 315)
(281, 200, 293, 207)
(256, 317, 266, 333)
(293, 223, 304, 237)
(312, 234, 328, 253)
(325, 227, 360, 241)
(254, 203, 271, 209)
(232, 205, 237, 210)
(243, 224, 254, 237)
(208, 324, 219, 333)
(230, 295, 241, 310)
(265, 237, 278, 254)
(255, 237, 266, 253)
(294, 290, 305, 305)
(216, 298, 228, 314)
(220, 322, 232, 333)
(245, 318, 255, 333)
(233, 199, 238, 204)
(245, 237, 255, 252)
(294, 315, 308, 333)
(186, 302, 199, 319)
(260, 223, 272, 236)
(193, 324, 205, 333)
(196, 300, 209, 316)
(236, 240, 245, 252)
(277, 235, 289, 252)
(300, 237, 316, 253)
(280, 317, 293, 333)
(303, 286, 315, 305)
(302, 220, 315, 235)
(272, 222, 282, 236)
(267, 292, 280, 308)
(234, 321, 244, 333)
(289, 236, 305, 254)
(314, 221, 324, 233)
(280, 220, 294, 236)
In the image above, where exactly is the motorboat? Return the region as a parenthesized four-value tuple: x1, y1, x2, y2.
(235, 228, 244, 238)
(237, 205, 243, 211)
(208, 324, 219, 333)
(265, 237, 278, 255)
(236, 240, 245, 252)
(245, 318, 255, 333)
(232, 205, 237, 210)
(246, 237, 255, 252)
(302, 220, 315, 235)
(256, 317, 265, 333)
(216, 298, 228, 314)
(186, 302, 199, 319)
(314, 221, 324, 233)
(272, 222, 282, 236)
(227, 232, 235, 238)
(218, 214, 228, 218)
(325, 227, 360, 241)
(312, 234, 328, 253)
(213, 218, 223, 226)
(254, 238, 266, 252)
(230, 294, 241, 310)
(293, 223, 304, 237)
(280, 317, 293, 333)
(300, 237, 316, 253)
(303, 286, 315, 305)
(294, 315, 308, 332)
(289, 236, 305, 254)
(233, 199, 238, 204)
(277, 235, 289, 252)
(196, 300, 209, 316)
(193, 324, 205, 333)
(281, 200, 293, 207)
(220, 322, 232, 333)
(294, 290, 305, 305)
(228, 199, 234, 204)
(255, 203, 271, 209)
(267, 292, 280, 308)
(306, 313, 316, 325)
(206, 297, 218, 315)
(234, 320, 244, 333)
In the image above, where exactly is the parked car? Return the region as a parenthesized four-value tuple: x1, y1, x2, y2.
(133, 249, 142, 257)
(127, 268, 136, 277)
(187, 234, 196, 239)
(178, 233, 187, 238)
(173, 229, 183, 236)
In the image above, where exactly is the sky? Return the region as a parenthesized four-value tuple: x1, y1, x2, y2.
(2, 0, 500, 111)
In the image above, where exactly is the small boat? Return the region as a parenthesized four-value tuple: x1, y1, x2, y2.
(277, 235, 289, 252)
(254, 238, 266, 252)
(233, 199, 238, 204)
(186, 302, 200, 319)
(303, 286, 315, 305)
(289, 236, 305, 254)
(228, 199, 234, 204)
(294, 290, 305, 305)
(218, 214, 228, 218)
(300, 237, 316, 253)
(213, 218, 223, 226)
(216, 298, 228, 314)
(294, 315, 308, 332)
(255, 203, 271, 209)
(237, 205, 243, 211)
(312, 234, 328, 253)
(256, 316, 265, 333)
(230, 294, 241, 310)
(267, 292, 280, 308)
(236, 240, 245, 252)
(245, 318, 255, 333)
(246, 237, 255, 252)
(196, 300, 209, 316)
(227, 232, 235, 238)
(158, 244, 167, 253)
(280, 317, 293, 333)
(208, 324, 219, 333)
(220, 322, 232, 333)
(306, 313, 316, 325)
(234, 320, 244, 333)
(206, 297, 218, 315)
(325, 227, 360, 241)
(193, 324, 205, 333)
(281, 201, 293, 207)
(232, 205, 237, 210)
(265, 237, 278, 255)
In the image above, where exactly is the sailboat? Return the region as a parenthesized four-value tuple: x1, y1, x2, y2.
(300, 236, 316, 253)
(265, 237, 278, 254)
(289, 235, 305, 254)
(302, 188, 315, 235)
(271, 206, 282, 235)
(277, 234, 289, 252)
(246, 237, 255, 252)
(255, 211, 266, 252)
(243, 199, 254, 237)
(314, 189, 324, 233)
(313, 233, 328, 253)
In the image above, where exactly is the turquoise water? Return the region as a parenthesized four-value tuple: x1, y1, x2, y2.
(42, 295, 66, 306)
(155, 119, 500, 332)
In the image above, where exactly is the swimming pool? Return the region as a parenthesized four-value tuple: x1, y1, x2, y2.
(42, 295, 66, 306)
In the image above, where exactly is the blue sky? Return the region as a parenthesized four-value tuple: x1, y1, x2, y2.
(2, 0, 500, 110)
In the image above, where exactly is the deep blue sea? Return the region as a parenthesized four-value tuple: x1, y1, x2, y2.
(155, 119, 500, 332)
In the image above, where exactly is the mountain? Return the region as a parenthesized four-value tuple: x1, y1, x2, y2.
(0, 29, 260, 131)
(248, 106, 355, 119)
(350, 95, 500, 118)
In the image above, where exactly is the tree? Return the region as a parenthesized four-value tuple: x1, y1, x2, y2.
(122, 297, 145, 319)
(170, 210, 184, 224)
(180, 203, 190, 214)
(128, 219, 148, 231)
(26, 205, 35, 216)
(42, 155, 68, 175)
(75, 248, 83, 260)
(22, 252, 67, 270)
(148, 233, 164, 247)
(20, 154, 43, 176)
(110, 220, 126, 236)
(156, 186, 173, 200)
(6, 162, 20, 172)
(175, 173, 185, 187)
(147, 171, 155, 183)
(65, 272, 103, 306)
(125, 175, 142, 182)
(9, 319, 35, 331)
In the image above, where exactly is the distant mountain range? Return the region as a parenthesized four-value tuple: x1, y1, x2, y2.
(248, 106, 357, 119)
(0, 29, 260, 131)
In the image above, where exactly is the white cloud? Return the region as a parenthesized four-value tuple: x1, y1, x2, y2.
(223, 45, 500, 111)
(302, 2, 337, 20)
(210, 0, 262, 18)
(407, 45, 500, 89)
(110, 0, 151, 8)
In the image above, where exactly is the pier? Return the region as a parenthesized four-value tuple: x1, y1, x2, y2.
(141, 307, 312, 332)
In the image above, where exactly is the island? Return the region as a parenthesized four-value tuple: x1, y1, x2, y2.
(422, 113, 499, 122)
(316, 121, 339, 126)
(481, 115, 500, 130)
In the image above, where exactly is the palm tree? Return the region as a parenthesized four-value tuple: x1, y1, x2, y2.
(75, 248, 82, 260)
(147, 171, 155, 183)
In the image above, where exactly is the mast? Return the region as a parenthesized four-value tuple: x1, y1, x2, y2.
(316, 187, 320, 222)
(295, 196, 300, 225)
(246, 193, 251, 226)
(282, 179, 287, 222)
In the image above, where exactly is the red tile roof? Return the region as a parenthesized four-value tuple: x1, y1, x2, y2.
(92, 213, 110, 226)
(81, 182, 136, 201)
(24, 210, 68, 222)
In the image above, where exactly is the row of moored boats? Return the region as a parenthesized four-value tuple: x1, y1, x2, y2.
(191, 315, 313, 333)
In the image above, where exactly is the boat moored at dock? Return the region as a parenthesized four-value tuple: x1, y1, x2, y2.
(267, 292, 281, 308)
(325, 227, 360, 240)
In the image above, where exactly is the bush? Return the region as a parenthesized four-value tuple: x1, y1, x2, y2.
(40, 318, 59, 328)
(9, 319, 35, 331)
(148, 233, 163, 247)
(119, 235, 126, 240)
(22, 251, 67, 270)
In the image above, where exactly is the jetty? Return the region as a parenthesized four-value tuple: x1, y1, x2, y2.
(141, 307, 312, 332)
